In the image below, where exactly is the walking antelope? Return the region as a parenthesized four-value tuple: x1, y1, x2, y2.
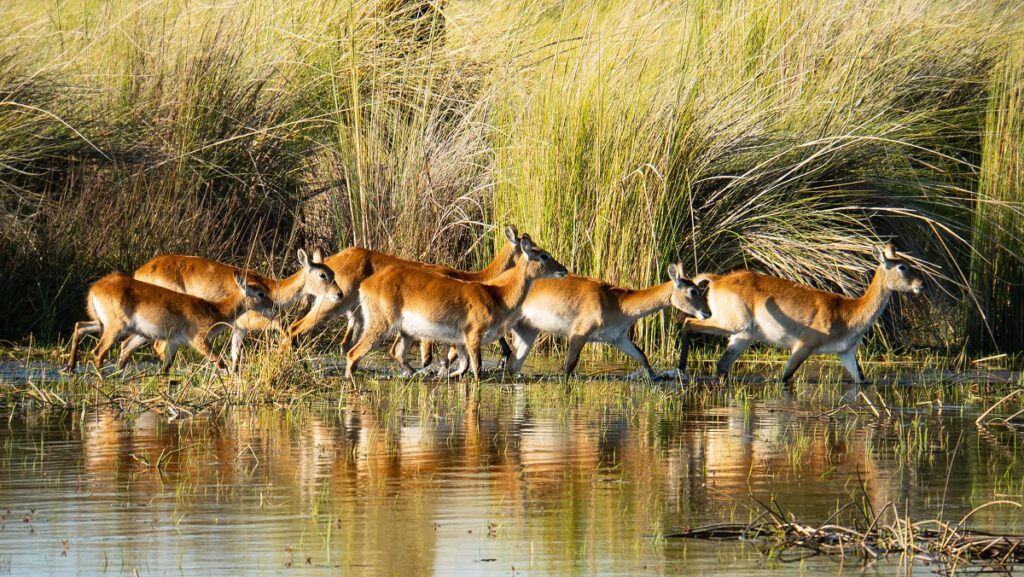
(285, 225, 524, 366)
(679, 242, 925, 384)
(503, 264, 712, 379)
(345, 235, 568, 380)
(67, 272, 274, 373)
(69, 249, 342, 368)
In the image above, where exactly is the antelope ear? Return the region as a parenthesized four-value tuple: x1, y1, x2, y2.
(233, 271, 247, 290)
(519, 233, 534, 252)
(297, 248, 311, 270)
(504, 225, 520, 246)
(520, 235, 538, 260)
(668, 262, 685, 288)
(311, 248, 324, 264)
(883, 241, 897, 260)
(872, 244, 887, 264)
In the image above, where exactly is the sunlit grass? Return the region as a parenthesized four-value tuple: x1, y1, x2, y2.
(0, 0, 1021, 359)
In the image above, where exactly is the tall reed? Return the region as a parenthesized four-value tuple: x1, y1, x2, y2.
(0, 0, 1021, 358)
(969, 34, 1024, 351)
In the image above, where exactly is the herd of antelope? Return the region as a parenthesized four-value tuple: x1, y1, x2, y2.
(65, 225, 926, 385)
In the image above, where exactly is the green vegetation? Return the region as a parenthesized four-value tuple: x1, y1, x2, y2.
(1, 0, 1022, 358)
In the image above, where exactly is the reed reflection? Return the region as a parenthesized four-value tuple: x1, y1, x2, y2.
(1, 384, 1020, 577)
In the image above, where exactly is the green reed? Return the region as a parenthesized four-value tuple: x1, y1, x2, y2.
(0, 0, 1021, 359)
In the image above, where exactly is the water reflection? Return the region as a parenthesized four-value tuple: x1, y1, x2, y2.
(1, 383, 1022, 576)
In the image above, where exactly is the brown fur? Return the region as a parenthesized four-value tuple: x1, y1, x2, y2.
(286, 225, 522, 365)
(680, 242, 925, 383)
(67, 272, 274, 374)
(345, 235, 567, 380)
(73, 249, 341, 367)
(505, 263, 711, 379)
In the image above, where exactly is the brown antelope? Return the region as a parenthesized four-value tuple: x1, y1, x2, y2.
(503, 263, 712, 379)
(67, 271, 274, 373)
(680, 242, 925, 384)
(285, 225, 523, 366)
(70, 249, 342, 368)
(345, 235, 568, 380)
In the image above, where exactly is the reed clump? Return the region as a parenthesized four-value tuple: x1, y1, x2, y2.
(0, 0, 1022, 360)
(668, 498, 1024, 572)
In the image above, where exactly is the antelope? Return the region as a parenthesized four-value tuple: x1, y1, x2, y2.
(285, 225, 524, 366)
(68, 249, 342, 368)
(503, 263, 712, 379)
(67, 271, 274, 373)
(345, 235, 568, 380)
(679, 242, 925, 384)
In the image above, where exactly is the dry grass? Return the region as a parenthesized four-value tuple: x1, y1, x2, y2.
(0, 0, 1022, 359)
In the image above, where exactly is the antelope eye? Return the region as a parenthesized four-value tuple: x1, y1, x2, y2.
(897, 264, 907, 272)
(541, 253, 550, 261)
(319, 272, 328, 280)
(688, 288, 698, 296)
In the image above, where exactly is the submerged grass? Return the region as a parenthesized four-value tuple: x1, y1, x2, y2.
(0, 0, 1022, 358)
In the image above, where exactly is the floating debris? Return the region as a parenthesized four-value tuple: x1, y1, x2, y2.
(667, 499, 1024, 574)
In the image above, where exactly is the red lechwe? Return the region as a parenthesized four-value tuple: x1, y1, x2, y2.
(680, 242, 925, 384)
(285, 225, 523, 366)
(345, 235, 568, 380)
(70, 249, 342, 368)
(67, 271, 274, 373)
(503, 263, 711, 379)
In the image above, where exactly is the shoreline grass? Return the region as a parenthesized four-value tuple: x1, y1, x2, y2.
(1, 0, 1023, 359)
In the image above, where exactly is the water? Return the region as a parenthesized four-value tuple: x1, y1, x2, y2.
(1, 360, 1023, 576)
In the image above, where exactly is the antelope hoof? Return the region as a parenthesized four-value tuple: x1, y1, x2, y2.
(413, 366, 436, 378)
(414, 361, 446, 377)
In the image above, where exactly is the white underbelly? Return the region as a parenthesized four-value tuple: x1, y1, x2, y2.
(129, 316, 188, 344)
(520, 306, 572, 335)
(399, 312, 463, 344)
(747, 322, 795, 349)
(749, 322, 862, 354)
(817, 334, 862, 354)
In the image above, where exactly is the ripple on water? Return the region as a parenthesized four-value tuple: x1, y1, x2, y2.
(0, 360, 1022, 576)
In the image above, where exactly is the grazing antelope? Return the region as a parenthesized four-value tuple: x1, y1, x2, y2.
(67, 271, 274, 373)
(503, 263, 712, 379)
(69, 249, 342, 368)
(345, 235, 568, 380)
(680, 242, 925, 384)
(285, 225, 523, 366)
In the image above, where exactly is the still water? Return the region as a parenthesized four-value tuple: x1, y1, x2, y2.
(1, 365, 1023, 576)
